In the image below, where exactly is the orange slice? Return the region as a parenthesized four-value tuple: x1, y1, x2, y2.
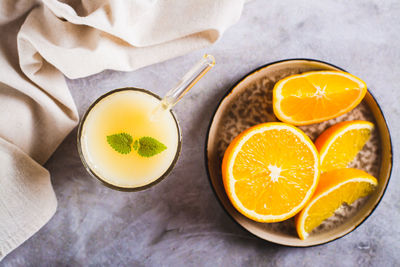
(221, 123, 320, 222)
(273, 71, 367, 125)
(295, 168, 377, 240)
(315, 120, 374, 172)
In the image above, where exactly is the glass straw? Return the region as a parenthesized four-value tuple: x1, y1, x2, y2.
(160, 54, 215, 110)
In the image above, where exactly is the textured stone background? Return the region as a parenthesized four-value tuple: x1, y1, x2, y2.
(1, 0, 399, 266)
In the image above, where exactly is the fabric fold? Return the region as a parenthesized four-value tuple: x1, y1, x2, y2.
(42, 0, 244, 47)
(0, 138, 57, 259)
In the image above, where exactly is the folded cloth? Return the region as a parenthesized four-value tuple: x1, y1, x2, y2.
(0, 0, 244, 260)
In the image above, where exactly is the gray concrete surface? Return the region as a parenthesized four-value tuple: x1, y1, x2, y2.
(1, 0, 399, 266)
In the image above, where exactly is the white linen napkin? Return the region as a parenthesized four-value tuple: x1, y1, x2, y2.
(0, 0, 244, 260)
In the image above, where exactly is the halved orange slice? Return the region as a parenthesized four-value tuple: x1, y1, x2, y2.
(221, 123, 320, 222)
(315, 120, 374, 172)
(273, 71, 367, 125)
(295, 168, 377, 240)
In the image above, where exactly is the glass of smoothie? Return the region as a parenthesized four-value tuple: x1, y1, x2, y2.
(77, 55, 215, 191)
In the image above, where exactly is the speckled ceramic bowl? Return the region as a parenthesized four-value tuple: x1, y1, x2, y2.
(205, 59, 392, 246)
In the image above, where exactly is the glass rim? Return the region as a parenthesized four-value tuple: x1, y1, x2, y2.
(77, 87, 182, 192)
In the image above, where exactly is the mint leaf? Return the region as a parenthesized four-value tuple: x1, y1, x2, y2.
(106, 133, 133, 154)
(135, 137, 167, 157)
(106, 133, 166, 157)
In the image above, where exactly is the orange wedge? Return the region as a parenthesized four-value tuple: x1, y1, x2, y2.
(221, 123, 320, 222)
(295, 168, 377, 240)
(273, 71, 367, 125)
(315, 120, 374, 173)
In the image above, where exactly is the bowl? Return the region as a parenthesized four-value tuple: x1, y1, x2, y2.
(205, 59, 392, 246)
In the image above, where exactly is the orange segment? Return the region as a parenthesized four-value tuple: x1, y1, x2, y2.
(315, 120, 374, 172)
(295, 168, 377, 240)
(222, 123, 320, 222)
(273, 71, 367, 125)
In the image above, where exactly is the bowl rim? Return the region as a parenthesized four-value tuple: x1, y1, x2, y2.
(77, 87, 182, 192)
(204, 58, 393, 247)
